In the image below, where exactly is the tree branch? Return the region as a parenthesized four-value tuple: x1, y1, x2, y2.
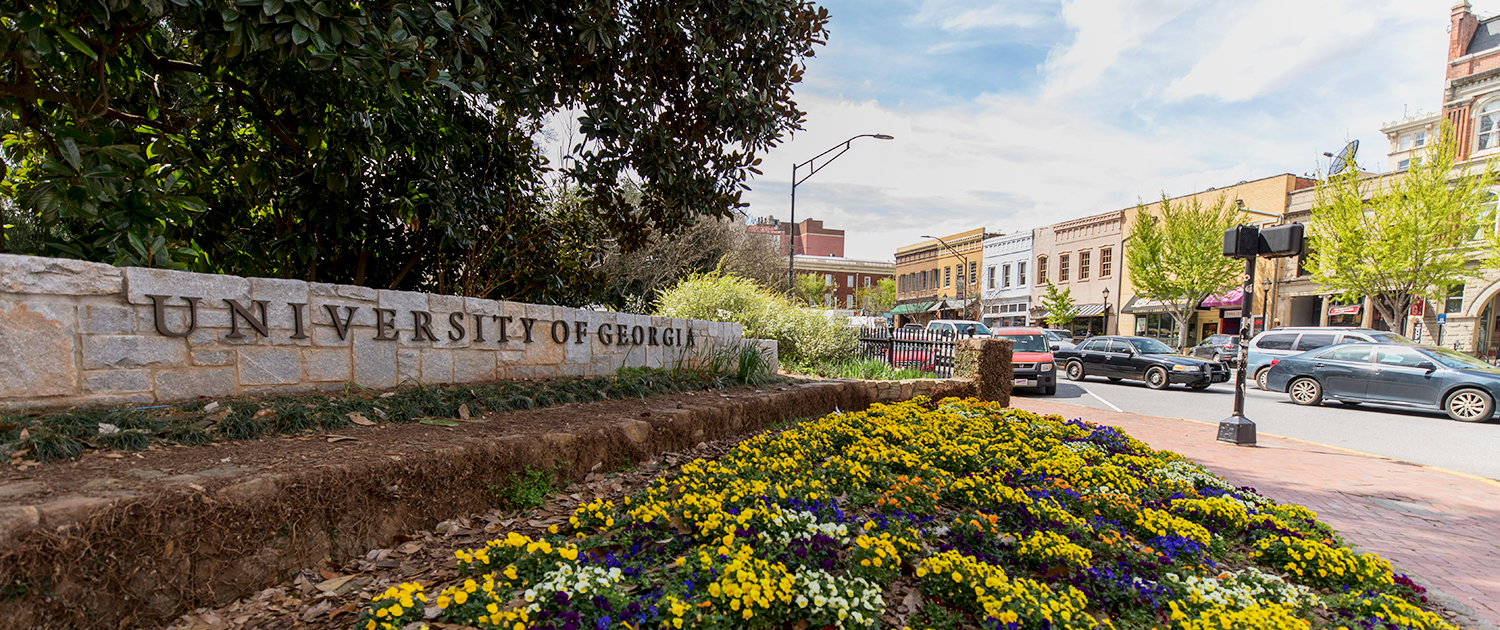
(0, 81, 181, 134)
(140, 52, 307, 154)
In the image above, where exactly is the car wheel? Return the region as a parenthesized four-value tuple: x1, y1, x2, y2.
(1255, 368, 1270, 391)
(1288, 377, 1322, 405)
(1107, 377, 1123, 382)
(1066, 361, 1086, 381)
(1145, 367, 1169, 390)
(1444, 388, 1495, 423)
(1042, 385, 1056, 396)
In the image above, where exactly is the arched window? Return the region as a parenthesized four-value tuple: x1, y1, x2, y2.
(1478, 100, 1500, 152)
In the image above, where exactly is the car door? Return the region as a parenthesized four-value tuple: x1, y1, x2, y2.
(1107, 339, 1141, 378)
(1312, 344, 1376, 399)
(1366, 346, 1442, 406)
(1076, 338, 1112, 376)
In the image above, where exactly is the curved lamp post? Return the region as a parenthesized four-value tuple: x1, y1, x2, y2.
(789, 134, 895, 287)
(1102, 287, 1110, 335)
(921, 234, 971, 320)
(1260, 278, 1272, 335)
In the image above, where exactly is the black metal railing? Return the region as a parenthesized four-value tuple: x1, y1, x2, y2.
(857, 327, 960, 377)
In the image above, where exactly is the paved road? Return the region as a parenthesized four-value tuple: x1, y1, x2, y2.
(1012, 371, 1500, 481)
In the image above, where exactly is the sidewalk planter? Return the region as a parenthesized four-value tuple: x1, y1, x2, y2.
(357, 399, 1452, 630)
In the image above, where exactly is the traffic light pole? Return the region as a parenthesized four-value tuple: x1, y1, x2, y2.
(1218, 255, 1257, 445)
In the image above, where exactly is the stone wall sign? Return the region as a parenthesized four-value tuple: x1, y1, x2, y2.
(0, 254, 747, 409)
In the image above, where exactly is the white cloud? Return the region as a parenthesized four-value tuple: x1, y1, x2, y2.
(910, 1, 1054, 31)
(1041, 0, 1204, 99)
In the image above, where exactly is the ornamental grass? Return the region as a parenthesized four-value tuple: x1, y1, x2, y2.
(358, 398, 1453, 630)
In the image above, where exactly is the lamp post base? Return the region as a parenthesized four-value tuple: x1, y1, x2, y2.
(1217, 415, 1257, 446)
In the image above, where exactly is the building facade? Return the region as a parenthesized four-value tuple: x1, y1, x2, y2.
(1115, 174, 1315, 347)
(1030, 211, 1121, 337)
(749, 217, 846, 257)
(892, 228, 988, 326)
(980, 231, 1034, 328)
(792, 255, 895, 311)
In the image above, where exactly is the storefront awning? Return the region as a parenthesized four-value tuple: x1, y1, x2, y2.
(1120, 296, 1194, 314)
(890, 301, 934, 315)
(1328, 304, 1361, 316)
(1025, 303, 1109, 319)
(1200, 287, 1243, 309)
(927, 299, 954, 313)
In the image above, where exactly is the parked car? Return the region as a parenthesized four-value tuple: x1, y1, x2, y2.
(1247, 327, 1414, 391)
(927, 319, 993, 339)
(1044, 328, 1077, 343)
(990, 326, 1057, 395)
(1191, 334, 1241, 366)
(1264, 343, 1500, 422)
(1054, 336, 1230, 390)
(1043, 329, 1077, 351)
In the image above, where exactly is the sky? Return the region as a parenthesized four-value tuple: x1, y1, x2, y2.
(737, 0, 1478, 261)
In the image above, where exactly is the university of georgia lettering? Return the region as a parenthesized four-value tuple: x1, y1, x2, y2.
(143, 294, 697, 348)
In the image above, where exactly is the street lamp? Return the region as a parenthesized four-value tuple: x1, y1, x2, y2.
(1102, 287, 1110, 335)
(1260, 278, 1272, 336)
(921, 234, 972, 319)
(789, 133, 895, 287)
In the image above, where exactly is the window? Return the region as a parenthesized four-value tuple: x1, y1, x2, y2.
(945, 266, 951, 288)
(847, 294, 855, 309)
(1079, 251, 1091, 280)
(1296, 238, 1313, 276)
(824, 273, 833, 286)
(988, 266, 996, 289)
(864, 276, 871, 287)
(1447, 284, 1465, 313)
(1479, 100, 1500, 151)
(1319, 344, 1374, 363)
(1002, 264, 1011, 288)
(1376, 347, 1427, 367)
(846, 275, 854, 288)
(1415, 130, 1427, 147)
(1398, 134, 1412, 151)
(1254, 334, 1297, 351)
(1397, 159, 1410, 171)
(1059, 254, 1070, 282)
(1294, 333, 1337, 351)
(1037, 256, 1048, 283)
(969, 262, 978, 285)
(1018, 262, 1027, 286)
(1099, 248, 1112, 278)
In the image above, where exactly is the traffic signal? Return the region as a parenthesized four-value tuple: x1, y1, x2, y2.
(1222, 224, 1304, 259)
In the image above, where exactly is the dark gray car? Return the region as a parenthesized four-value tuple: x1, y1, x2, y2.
(1264, 343, 1500, 422)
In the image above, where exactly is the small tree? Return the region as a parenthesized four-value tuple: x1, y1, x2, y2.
(1126, 194, 1243, 348)
(1307, 124, 1499, 334)
(1041, 281, 1078, 328)
(856, 278, 897, 315)
(793, 273, 832, 307)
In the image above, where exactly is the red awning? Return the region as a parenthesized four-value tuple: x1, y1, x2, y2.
(1200, 287, 1243, 309)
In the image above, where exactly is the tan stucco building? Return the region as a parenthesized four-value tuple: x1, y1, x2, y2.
(893, 228, 988, 326)
(1029, 211, 1122, 336)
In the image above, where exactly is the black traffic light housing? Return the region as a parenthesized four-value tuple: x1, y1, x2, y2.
(1223, 223, 1304, 259)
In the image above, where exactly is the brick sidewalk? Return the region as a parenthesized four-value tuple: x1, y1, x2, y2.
(1010, 398, 1500, 630)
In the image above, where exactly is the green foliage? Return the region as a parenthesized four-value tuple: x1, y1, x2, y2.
(856, 277, 897, 315)
(1126, 194, 1243, 347)
(491, 465, 557, 511)
(595, 213, 788, 313)
(0, 0, 830, 305)
(1308, 123, 1500, 331)
(793, 272, 831, 307)
(791, 358, 933, 380)
(1040, 280, 1077, 327)
(654, 272, 858, 366)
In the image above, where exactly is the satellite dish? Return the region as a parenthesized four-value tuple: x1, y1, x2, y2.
(1328, 140, 1359, 176)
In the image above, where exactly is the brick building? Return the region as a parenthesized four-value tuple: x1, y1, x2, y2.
(749, 217, 845, 257)
(792, 256, 895, 311)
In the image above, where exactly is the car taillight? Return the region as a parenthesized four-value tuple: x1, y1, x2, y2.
(1269, 359, 1280, 368)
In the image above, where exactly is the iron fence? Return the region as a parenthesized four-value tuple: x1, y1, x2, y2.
(856, 327, 959, 377)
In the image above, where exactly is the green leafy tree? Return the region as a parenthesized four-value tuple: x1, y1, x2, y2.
(1307, 125, 1499, 333)
(856, 278, 896, 315)
(1040, 280, 1077, 328)
(793, 273, 831, 307)
(1126, 194, 1242, 348)
(0, 0, 829, 305)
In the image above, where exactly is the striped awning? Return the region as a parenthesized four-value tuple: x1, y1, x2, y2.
(890, 301, 934, 315)
(1028, 303, 1109, 319)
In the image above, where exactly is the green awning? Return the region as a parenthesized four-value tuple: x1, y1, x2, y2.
(890, 301, 934, 315)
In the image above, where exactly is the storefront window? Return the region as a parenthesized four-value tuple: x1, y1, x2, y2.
(1134, 313, 1193, 345)
(1446, 285, 1464, 314)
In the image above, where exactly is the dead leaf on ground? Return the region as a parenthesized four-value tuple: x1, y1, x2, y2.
(458, 404, 470, 419)
(397, 541, 423, 555)
(327, 435, 358, 443)
(318, 569, 340, 581)
(348, 412, 376, 426)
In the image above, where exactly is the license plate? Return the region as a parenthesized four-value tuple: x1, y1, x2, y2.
(1013, 379, 1035, 387)
(1212, 375, 1228, 383)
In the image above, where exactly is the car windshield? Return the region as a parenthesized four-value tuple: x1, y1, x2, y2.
(953, 323, 992, 336)
(1128, 338, 1176, 354)
(997, 334, 1048, 353)
(1426, 347, 1494, 370)
(1043, 331, 1063, 342)
(1367, 332, 1416, 345)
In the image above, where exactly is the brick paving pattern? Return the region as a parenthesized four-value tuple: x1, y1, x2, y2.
(1010, 398, 1500, 629)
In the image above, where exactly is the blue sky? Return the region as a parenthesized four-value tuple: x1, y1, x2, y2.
(739, 0, 1470, 261)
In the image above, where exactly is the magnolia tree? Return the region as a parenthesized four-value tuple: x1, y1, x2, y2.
(1307, 125, 1500, 335)
(1125, 194, 1243, 349)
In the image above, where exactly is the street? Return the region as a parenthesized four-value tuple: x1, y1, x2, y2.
(1013, 372, 1500, 481)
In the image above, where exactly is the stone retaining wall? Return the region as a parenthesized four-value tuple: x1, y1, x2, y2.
(0, 254, 749, 409)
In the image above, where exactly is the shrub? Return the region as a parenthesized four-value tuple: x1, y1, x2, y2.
(654, 272, 856, 366)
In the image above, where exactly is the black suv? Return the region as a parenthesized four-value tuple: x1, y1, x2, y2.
(1053, 336, 1230, 390)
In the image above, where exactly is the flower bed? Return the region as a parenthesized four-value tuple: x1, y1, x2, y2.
(357, 398, 1453, 630)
